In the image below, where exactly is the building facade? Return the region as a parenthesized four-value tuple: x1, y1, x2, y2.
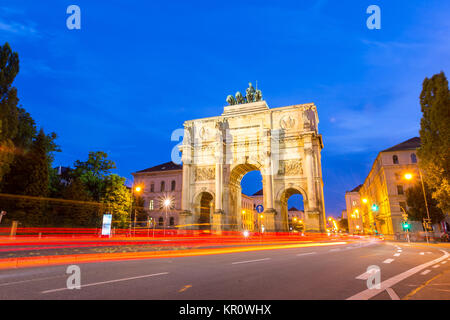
(345, 137, 421, 236)
(345, 185, 364, 234)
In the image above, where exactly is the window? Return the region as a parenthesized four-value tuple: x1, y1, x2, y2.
(352, 200, 357, 206)
(149, 199, 154, 210)
(158, 217, 164, 226)
(397, 185, 404, 195)
(393, 155, 399, 164)
(150, 183, 154, 192)
(171, 180, 176, 191)
(411, 153, 417, 163)
(170, 217, 174, 226)
(160, 181, 165, 192)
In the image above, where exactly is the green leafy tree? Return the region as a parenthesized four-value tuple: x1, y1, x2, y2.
(0, 42, 19, 181)
(417, 71, 450, 212)
(73, 151, 116, 201)
(102, 174, 131, 228)
(406, 182, 445, 225)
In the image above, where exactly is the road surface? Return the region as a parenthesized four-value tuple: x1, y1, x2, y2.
(0, 239, 448, 300)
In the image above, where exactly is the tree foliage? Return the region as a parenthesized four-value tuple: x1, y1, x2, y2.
(417, 71, 450, 212)
(0, 42, 19, 181)
(405, 182, 445, 224)
(73, 151, 116, 201)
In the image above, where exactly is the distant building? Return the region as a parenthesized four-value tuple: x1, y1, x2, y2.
(345, 137, 422, 236)
(132, 161, 183, 228)
(345, 185, 363, 234)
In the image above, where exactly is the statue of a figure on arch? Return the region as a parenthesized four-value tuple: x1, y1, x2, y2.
(235, 91, 246, 104)
(226, 95, 237, 105)
(246, 82, 256, 103)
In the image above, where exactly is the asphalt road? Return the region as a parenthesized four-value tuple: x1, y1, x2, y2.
(0, 239, 448, 300)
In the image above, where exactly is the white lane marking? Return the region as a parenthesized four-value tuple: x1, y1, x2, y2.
(386, 287, 400, 300)
(441, 261, 447, 264)
(432, 264, 440, 268)
(420, 252, 424, 255)
(397, 250, 402, 253)
(330, 248, 340, 252)
(0, 275, 65, 287)
(355, 270, 376, 280)
(394, 253, 400, 257)
(232, 258, 271, 265)
(346, 246, 353, 250)
(347, 250, 449, 300)
(421, 270, 431, 275)
(41, 272, 169, 294)
(296, 252, 317, 257)
(383, 259, 395, 264)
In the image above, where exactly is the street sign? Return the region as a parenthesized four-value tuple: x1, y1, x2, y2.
(255, 205, 264, 213)
(101, 213, 112, 236)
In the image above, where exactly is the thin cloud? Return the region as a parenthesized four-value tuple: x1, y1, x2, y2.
(0, 20, 39, 37)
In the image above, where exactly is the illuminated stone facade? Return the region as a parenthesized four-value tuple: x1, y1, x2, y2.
(179, 100, 326, 232)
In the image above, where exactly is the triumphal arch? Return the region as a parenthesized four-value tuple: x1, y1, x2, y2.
(179, 84, 326, 232)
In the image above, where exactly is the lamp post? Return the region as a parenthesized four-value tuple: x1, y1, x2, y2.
(132, 185, 142, 237)
(163, 198, 172, 238)
(404, 170, 431, 244)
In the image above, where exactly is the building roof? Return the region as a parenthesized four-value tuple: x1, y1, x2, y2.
(350, 184, 362, 193)
(135, 161, 182, 174)
(288, 206, 303, 212)
(252, 189, 263, 196)
(381, 137, 421, 152)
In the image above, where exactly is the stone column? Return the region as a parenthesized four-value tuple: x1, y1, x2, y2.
(305, 147, 316, 209)
(215, 163, 223, 213)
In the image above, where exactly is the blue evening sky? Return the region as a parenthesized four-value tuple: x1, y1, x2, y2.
(1, 1, 449, 217)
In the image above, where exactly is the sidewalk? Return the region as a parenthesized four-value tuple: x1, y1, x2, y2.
(388, 241, 450, 250)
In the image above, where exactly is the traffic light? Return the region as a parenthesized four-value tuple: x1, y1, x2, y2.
(402, 222, 411, 231)
(371, 204, 379, 212)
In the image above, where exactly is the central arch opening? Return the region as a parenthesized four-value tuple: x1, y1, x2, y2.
(230, 163, 262, 231)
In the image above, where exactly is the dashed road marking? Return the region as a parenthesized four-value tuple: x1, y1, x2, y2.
(232, 258, 271, 265)
(394, 253, 400, 257)
(330, 248, 340, 252)
(420, 252, 425, 255)
(178, 285, 192, 293)
(347, 250, 449, 300)
(386, 287, 400, 300)
(296, 252, 317, 257)
(421, 270, 431, 275)
(383, 259, 395, 264)
(441, 261, 447, 264)
(42, 272, 169, 294)
(432, 264, 440, 268)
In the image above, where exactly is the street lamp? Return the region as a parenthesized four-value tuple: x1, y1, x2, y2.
(404, 171, 431, 243)
(162, 197, 172, 237)
(133, 185, 143, 236)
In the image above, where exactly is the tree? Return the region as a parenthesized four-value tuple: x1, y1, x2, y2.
(73, 151, 116, 201)
(102, 174, 131, 228)
(406, 182, 445, 225)
(417, 71, 450, 212)
(0, 42, 20, 181)
(339, 218, 349, 232)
